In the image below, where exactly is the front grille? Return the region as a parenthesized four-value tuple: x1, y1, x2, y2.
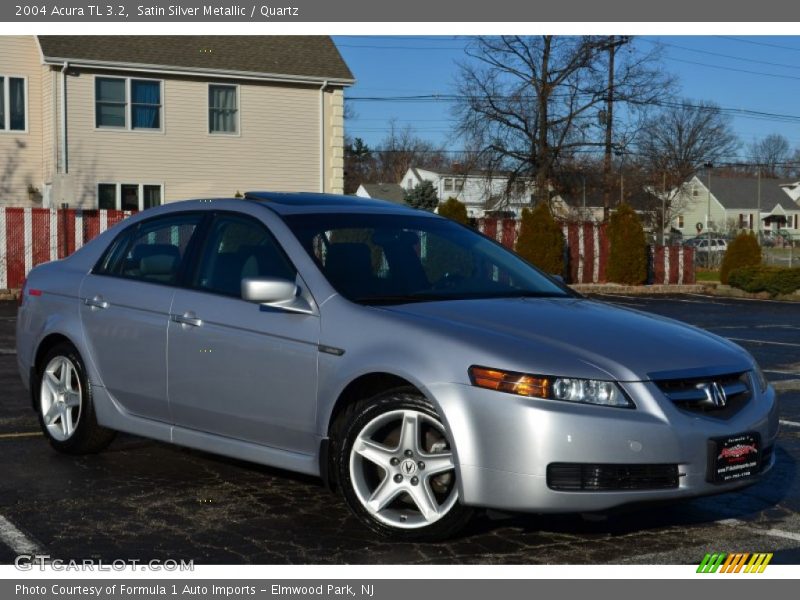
(654, 371, 752, 419)
(546, 463, 680, 491)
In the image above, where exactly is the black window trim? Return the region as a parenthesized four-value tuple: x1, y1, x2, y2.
(182, 210, 299, 301)
(90, 210, 210, 290)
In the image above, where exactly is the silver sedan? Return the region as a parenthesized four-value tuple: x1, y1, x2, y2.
(16, 193, 779, 540)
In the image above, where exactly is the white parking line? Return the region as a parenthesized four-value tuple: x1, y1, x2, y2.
(780, 419, 800, 428)
(726, 337, 800, 348)
(0, 432, 41, 439)
(719, 519, 800, 542)
(0, 348, 16, 355)
(0, 515, 42, 555)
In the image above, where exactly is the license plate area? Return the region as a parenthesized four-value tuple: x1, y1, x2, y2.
(707, 432, 761, 484)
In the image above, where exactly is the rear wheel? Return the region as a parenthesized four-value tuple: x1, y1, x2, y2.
(333, 388, 472, 541)
(36, 342, 115, 454)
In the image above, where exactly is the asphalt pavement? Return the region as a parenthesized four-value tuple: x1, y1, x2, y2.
(0, 294, 799, 564)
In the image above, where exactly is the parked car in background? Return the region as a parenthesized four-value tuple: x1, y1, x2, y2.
(17, 193, 778, 540)
(684, 236, 728, 253)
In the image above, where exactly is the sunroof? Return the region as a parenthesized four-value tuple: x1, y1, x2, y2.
(244, 191, 400, 207)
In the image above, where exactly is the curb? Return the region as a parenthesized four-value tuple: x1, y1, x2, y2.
(570, 284, 707, 295)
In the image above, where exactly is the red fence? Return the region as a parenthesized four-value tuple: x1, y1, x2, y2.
(477, 218, 695, 285)
(0, 207, 135, 290)
(0, 208, 695, 290)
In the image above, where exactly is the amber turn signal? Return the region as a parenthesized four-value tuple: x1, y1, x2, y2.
(468, 366, 549, 398)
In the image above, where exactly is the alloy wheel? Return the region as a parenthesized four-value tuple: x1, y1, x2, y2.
(348, 409, 458, 529)
(40, 356, 83, 441)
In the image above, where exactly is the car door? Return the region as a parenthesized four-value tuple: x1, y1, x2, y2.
(79, 212, 204, 422)
(167, 212, 321, 454)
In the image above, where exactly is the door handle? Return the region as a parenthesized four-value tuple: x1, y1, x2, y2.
(172, 312, 203, 327)
(84, 296, 109, 310)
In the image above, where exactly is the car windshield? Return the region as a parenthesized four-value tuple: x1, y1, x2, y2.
(283, 212, 570, 305)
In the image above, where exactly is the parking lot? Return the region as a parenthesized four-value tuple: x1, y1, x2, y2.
(0, 294, 799, 565)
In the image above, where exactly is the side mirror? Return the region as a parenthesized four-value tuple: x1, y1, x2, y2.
(241, 277, 314, 315)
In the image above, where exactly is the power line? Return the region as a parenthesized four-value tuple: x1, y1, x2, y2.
(644, 38, 800, 71)
(717, 36, 800, 52)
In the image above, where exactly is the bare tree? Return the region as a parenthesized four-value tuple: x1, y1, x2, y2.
(453, 35, 672, 207)
(749, 133, 790, 178)
(374, 121, 449, 184)
(636, 99, 740, 228)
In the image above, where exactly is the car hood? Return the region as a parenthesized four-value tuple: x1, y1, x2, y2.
(381, 297, 752, 382)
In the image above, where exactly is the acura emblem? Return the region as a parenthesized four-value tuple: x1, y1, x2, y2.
(701, 381, 728, 408)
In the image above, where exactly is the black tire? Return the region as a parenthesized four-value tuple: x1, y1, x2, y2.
(332, 387, 472, 541)
(35, 341, 116, 454)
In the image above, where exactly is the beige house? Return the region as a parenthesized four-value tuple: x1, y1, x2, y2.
(0, 35, 353, 209)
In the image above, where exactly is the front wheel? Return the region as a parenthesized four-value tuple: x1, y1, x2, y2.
(334, 388, 472, 541)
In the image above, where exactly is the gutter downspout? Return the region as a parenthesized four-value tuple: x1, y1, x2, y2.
(60, 62, 68, 175)
(320, 80, 328, 193)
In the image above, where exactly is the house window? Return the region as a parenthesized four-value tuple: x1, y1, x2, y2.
(513, 181, 525, 195)
(454, 179, 464, 192)
(443, 178, 454, 192)
(0, 75, 27, 132)
(407, 178, 414, 191)
(677, 215, 684, 228)
(97, 183, 163, 210)
(208, 84, 238, 134)
(95, 77, 162, 130)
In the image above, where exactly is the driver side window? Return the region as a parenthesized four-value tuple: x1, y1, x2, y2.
(193, 215, 296, 298)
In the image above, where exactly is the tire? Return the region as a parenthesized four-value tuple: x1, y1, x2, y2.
(332, 387, 472, 541)
(35, 341, 116, 454)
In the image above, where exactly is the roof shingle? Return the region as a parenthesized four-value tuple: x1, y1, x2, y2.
(37, 35, 353, 82)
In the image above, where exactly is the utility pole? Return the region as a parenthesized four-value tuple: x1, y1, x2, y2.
(661, 172, 667, 245)
(705, 163, 713, 269)
(757, 166, 762, 243)
(602, 36, 629, 222)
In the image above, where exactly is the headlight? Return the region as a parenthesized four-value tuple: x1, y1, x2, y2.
(752, 362, 768, 394)
(468, 366, 634, 408)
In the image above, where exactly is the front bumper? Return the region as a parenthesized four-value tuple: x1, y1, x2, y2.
(430, 380, 780, 513)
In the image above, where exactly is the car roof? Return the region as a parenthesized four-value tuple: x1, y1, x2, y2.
(243, 191, 430, 216)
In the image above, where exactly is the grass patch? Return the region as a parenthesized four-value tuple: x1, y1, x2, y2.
(695, 270, 720, 282)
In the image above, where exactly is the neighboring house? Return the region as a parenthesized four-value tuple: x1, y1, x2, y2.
(671, 175, 800, 239)
(400, 167, 535, 218)
(556, 190, 661, 228)
(0, 35, 354, 209)
(355, 182, 406, 205)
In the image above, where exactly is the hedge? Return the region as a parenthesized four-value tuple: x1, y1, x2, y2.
(727, 265, 800, 296)
(720, 231, 761, 284)
(607, 203, 647, 285)
(515, 203, 564, 275)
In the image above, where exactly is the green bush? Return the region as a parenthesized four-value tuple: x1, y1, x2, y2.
(728, 265, 800, 296)
(404, 180, 438, 212)
(607, 203, 647, 285)
(720, 231, 761, 284)
(437, 197, 468, 224)
(515, 203, 564, 275)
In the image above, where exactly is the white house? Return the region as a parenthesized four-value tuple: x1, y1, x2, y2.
(400, 167, 535, 218)
(670, 175, 800, 240)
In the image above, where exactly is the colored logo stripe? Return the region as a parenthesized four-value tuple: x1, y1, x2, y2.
(697, 552, 773, 573)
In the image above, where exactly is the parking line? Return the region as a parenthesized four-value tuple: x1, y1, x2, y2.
(0, 515, 42, 555)
(0, 432, 41, 439)
(719, 519, 800, 542)
(726, 337, 800, 348)
(0, 348, 16, 355)
(779, 419, 800, 428)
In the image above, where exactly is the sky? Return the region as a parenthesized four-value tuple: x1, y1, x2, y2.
(332, 35, 800, 162)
